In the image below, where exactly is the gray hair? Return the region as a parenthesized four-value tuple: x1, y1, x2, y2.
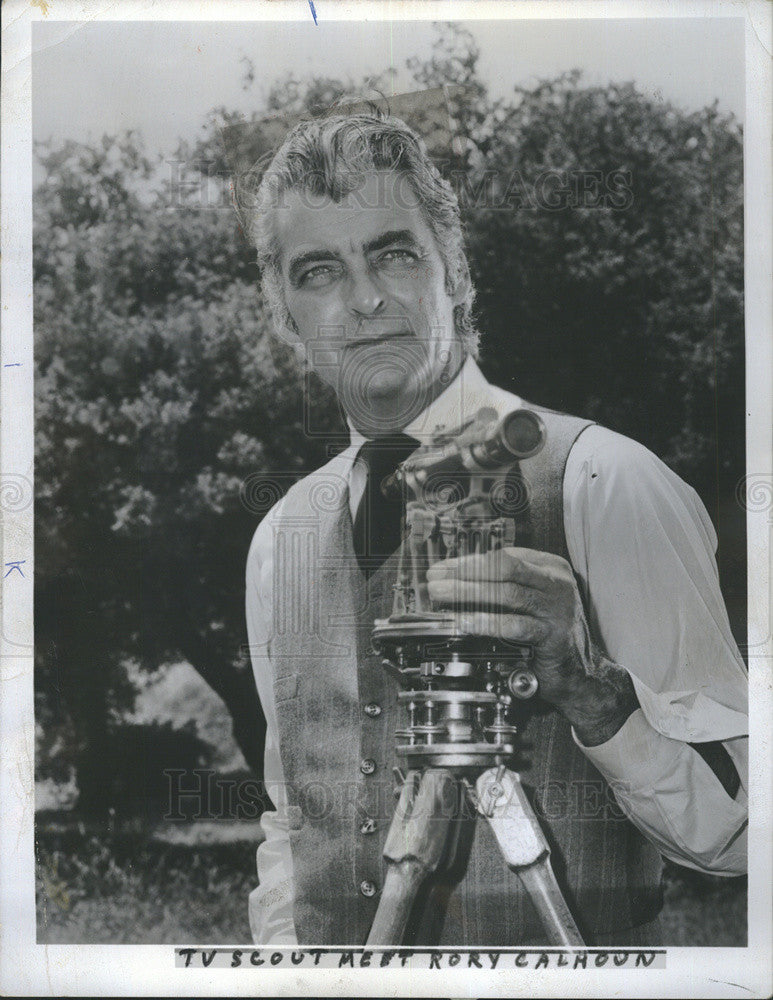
(238, 110, 479, 358)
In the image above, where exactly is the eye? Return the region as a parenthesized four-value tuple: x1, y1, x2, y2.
(298, 262, 343, 288)
(377, 248, 418, 267)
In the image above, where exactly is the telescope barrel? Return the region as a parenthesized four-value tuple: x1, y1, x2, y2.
(380, 408, 545, 496)
(469, 409, 545, 468)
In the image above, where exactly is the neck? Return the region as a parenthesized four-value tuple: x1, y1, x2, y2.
(347, 352, 467, 439)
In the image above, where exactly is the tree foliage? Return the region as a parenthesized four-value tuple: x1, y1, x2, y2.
(34, 26, 744, 811)
(34, 133, 337, 807)
(473, 76, 743, 496)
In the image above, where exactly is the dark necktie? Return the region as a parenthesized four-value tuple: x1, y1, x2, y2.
(352, 433, 418, 577)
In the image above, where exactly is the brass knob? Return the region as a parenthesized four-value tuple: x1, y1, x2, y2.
(508, 669, 539, 699)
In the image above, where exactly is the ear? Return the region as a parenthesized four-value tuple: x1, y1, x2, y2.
(279, 327, 308, 366)
(290, 338, 308, 365)
(271, 306, 304, 350)
(268, 323, 309, 373)
(449, 257, 471, 307)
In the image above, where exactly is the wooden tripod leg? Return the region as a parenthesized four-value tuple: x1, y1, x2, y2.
(366, 768, 458, 947)
(367, 860, 427, 947)
(476, 767, 585, 947)
(515, 857, 584, 946)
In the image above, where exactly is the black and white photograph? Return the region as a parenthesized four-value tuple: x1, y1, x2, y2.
(1, 1, 771, 995)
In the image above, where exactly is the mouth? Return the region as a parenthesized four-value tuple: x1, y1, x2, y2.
(346, 331, 414, 349)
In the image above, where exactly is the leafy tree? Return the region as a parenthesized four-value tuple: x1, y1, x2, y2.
(34, 132, 341, 812)
(472, 77, 743, 498)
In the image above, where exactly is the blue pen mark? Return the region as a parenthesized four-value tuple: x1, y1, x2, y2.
(4, 560, 26, 579)
(4, 363, 22, 367)
(308, 0, 318, 25)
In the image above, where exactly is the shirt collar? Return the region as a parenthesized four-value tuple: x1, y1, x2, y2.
(345, 355, 521, 452)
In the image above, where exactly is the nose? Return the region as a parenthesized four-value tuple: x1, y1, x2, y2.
(346, 265, 385, 317)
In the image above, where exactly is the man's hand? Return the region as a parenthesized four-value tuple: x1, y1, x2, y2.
(425, 547, 640, 747)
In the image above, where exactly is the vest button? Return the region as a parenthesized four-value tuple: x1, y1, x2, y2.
(364, 702, 382, 718)
(359, 879, 378, 898)
(359, 817, 377, 835)
(360, 758, 377, 775)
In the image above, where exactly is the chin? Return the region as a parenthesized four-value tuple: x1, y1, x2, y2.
(339, 362, 437, 431)
(377, 372, 434, 407)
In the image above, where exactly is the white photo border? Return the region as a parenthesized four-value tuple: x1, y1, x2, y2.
(1, 1, 770, 996)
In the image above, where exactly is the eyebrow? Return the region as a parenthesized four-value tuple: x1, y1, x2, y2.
(287, 229, 426, 285)
(363, 229, 425, 255)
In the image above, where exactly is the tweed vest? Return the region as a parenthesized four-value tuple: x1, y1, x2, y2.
(268, 406, 663, 946)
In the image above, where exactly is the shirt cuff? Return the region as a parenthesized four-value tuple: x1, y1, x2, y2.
(572, 707, 682, 792)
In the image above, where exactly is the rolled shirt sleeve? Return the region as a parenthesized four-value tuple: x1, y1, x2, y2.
(564, 426, 748, 875)
(245, 501, 299, 946)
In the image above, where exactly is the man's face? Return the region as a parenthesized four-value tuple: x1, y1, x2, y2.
(275, 170, 467, 436)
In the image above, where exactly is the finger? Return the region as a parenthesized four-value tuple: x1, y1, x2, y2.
(426, 549, 547, 586)
(428, 577, 541, 614)
(452, 611, 546, 646)
(500, 546, 559, 566)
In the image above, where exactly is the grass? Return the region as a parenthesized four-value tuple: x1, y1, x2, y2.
(36, 818, 747, 946)
(36, 821, 257, 944)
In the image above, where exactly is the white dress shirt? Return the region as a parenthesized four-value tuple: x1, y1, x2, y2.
(245, 356, 748, 945)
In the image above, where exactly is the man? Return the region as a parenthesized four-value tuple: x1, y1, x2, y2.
(241, 110, 748, 947)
